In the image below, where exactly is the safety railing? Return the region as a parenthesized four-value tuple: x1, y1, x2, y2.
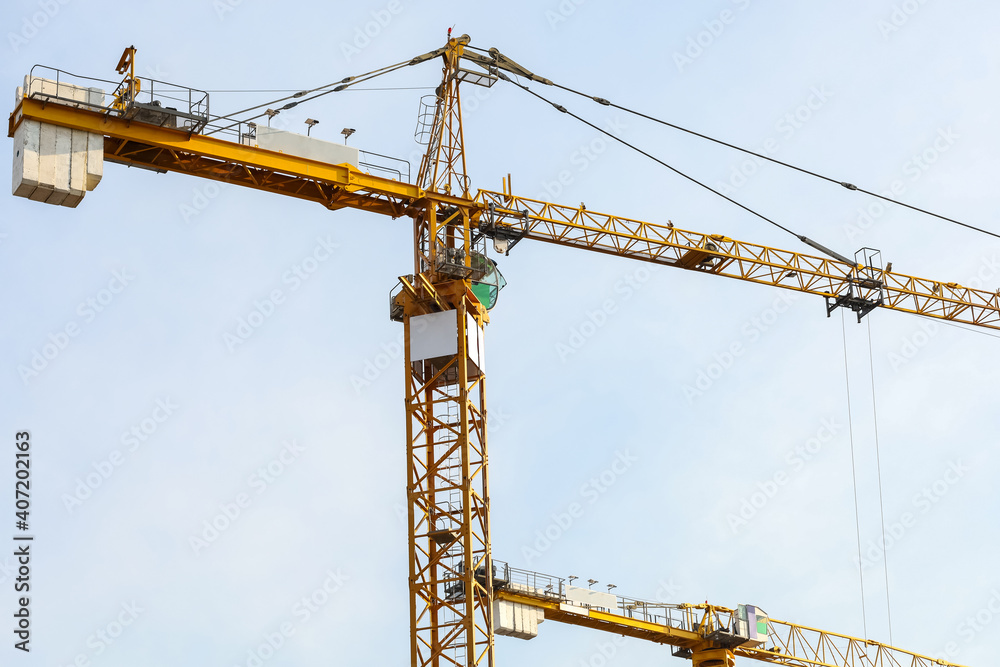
(24, 65, 115, 113)
(26, 64, 210, 134)
(492, 559, 734, 638)
(360, 149, 411, 183)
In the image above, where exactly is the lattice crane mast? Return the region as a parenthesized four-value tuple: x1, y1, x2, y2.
(8, 35, 991, 667)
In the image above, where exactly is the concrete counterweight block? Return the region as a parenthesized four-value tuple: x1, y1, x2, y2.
(12, 86, 40, 199)
(492, 599, 544, 640)
(85, 87, 104, 191)
(12, 76, 106, 207)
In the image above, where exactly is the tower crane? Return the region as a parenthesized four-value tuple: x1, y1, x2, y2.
(9, 34, 993, 667)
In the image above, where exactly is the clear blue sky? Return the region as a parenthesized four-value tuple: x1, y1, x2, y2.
(2, 1, 998, 665)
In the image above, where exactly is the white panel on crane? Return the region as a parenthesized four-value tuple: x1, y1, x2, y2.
(558, 602, 587, 615)
(411, 311, 485, 378)
(564, 584, 617, 610)
(249, 126, 359, 167)
(469, 313, 485, 373)
(411, 311, 457, 361)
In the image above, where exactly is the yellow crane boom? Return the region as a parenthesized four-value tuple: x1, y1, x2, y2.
(474, 189, 1000, 330)
(8, 38, 985, 667)
(12, 94, 998, 331)
(490, 562, 966, 667)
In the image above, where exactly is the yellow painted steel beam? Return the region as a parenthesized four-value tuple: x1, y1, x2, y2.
(10, 97, 468, 218)
(17, 98, 995, 333)
(496, 589, 967, 667)
(740, 613, 968, 667)
(404, 298, 493, 667)
(13, 95, 998, 333)
(474, 190, 1000, 331)
(495, 589, 707, 648)
(405, 36, 494, 666)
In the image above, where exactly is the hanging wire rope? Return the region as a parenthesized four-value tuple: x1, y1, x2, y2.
(492, 70, 862, 265)
(202, 86, 435, 93)
(917, 314, 1000, 340)
(841, 311, 870, 640)
(489, 57, 1000, 341)
(203, 58, 417, 136)
(471, 46, 999, 241)
(493, 73, 795, 237)
(866, 318, 893, 645)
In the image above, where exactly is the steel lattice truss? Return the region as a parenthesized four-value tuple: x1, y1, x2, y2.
(494, 588, 968, 667)
(405, 302, 493, 667)
(474, 190, 1000, 330)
